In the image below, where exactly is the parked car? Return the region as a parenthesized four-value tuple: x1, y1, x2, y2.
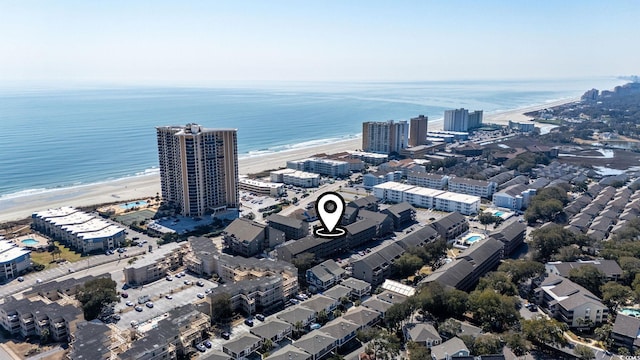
(196, 343, 206, 352)
(121, 292, 129, 298)
(244, 319, 254, 327)
(184, 280, 192, 285)
(146, 302, 154, 308)
(166, 275, 173, 281)
(165, 295, 173, 300)
(130, 320, 139, 328)
(203, 340, 212, 348)
(255, 314, 265, 322)
(221, 332, 230, 340)
(17, 277, 24, 282)
(135, 306, 143, 312)
(196, 280, 205, 287)
(310, 323, 321, 330)
(126, 301, 134, 306)
(197, 293, 205, 299)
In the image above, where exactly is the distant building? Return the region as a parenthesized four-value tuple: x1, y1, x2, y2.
(238, 178, 284, 197)
(448, 177, 497, 198)
(286, 158, 350, 177)
(508, 120, 535, 132)
(351, 242, 405, 286)
(492, 184, 536, 210)
(68, 321, 111, 360)
(407, 172, 449, 190)
(468, 110, 483, 129)
(362, 120, 409, 154)
(363, 170, 403, 190)
(611, 314, 640, 352)
(32, 207, 125, 254)
(409, 115, 428, 147)
(430, 337, 470, 360)
(490, 219, 526, 256)
(156, 124, 238, 217)
(382, 202, 416, 229)
(545, 260, 623, 283)
(346, 151, 389, 165)
(430, 212, 468, 241)
(270, 169, 321, 188)
(372, 182, 480, 215)
(123, 242, 188, 285)
(443, 108, 469, 132)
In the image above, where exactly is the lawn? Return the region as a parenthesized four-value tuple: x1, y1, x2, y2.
(30, 241, 84, 270)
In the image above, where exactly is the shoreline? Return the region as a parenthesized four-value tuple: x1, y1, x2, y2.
(0, 96, 579, 223)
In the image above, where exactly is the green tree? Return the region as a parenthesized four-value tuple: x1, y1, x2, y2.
(473, 334, 503, 355)
(521, 317, 568, 348)
(293, 321, 304, 337)
(601, 281, 633, 311)
(530, 225, 586, 262)
(210, 293, 233, 324)
(384, 301, 412, 333)
(40, 328, 50, 344)
(127, 257, 138, 265)
(77, 277, 119, 320)
(365, 330, 401, 360)
(438, 318, 462, 339)
(261, 338, 273, 353)
(409, 239, 448, 266)
(478, 212, 499, 232)
(574, 344, 595, 360)
(569, 265, 606, 297)
(504, 332, 530, 356)
(317, 310, 329, 325)
(51, 246, 62, 262)
(468, 289, 520, 332)
(552, 246, 583, 262)
(356, 327, 381, 343)
(391, 253, 424, 278)
(619, 256, 640, 285)
(407, 341, 429, 360)
(476, 271, 518, 296)
(498, 259, 546, 285)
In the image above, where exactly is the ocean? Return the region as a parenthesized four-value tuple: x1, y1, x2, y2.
(0, 78, 626, 199)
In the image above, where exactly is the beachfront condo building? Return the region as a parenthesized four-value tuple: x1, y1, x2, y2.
(443, 108, 469, 132)
(468, 110, 483, 129)
(362, 120, 409, 154)
(156, 123, 239, 217)
(409, 115, 428, 147)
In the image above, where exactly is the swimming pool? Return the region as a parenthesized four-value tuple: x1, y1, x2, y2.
(620, 308, 640, 318)
(21, 238, 39, 246)
(120, 201, 148, 209)
(466, 235, 483, 243)
(494, 211, 504, 217)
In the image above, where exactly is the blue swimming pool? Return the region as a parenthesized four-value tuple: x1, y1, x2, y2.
(120, 201, 148, 209)
(620, 308, 640, 318)
(21, 238, 38, 246)
(494, 211, 504, 217)
(466, 235, 483, 243)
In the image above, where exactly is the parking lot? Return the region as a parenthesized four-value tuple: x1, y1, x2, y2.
(114, 272, 219, 331)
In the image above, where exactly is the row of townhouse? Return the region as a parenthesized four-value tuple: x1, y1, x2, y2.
(206, 276, 289, 316)
(32, 207, 125, 253)
(373, 181, 480, 215)
(351, 226, 441, 286)
(406, 173, 497, 199)
(123, 242, 187, 286)
(286, 157, 351, 177)
(421, 237, 504, 292)
(0, 297, 83, 343)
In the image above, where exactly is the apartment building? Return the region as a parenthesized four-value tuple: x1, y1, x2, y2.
(306, 260, 346, 292)
(238, 178, 284, 197)
(286, 158, 350, 177)
(0, 297, 82, 343)
(407, 172, 449, 190)
(32, 207, 125, 253)
(68, 321, 111, 360)
(156, 124, 238, 217)
(267, 214, 309, 240)
(429, 212, 469, 241)
(362, 120, 409, 154)
(373, 182, 480, 215)
(118, 305, 210, 360)
(270, 169, 321, 188)
(448, 177, 497, 198)
(409, 115, 429, 147)
(223, 218, 285, 257)
(123, 242, 188, 286)
(0, 240, 31, 281)
(535, 274, 608, 328)
(215, 255, 299, 299)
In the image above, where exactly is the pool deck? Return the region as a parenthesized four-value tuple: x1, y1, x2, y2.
(14, 233, 49, 249)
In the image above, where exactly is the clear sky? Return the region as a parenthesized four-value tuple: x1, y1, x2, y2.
(1, 0, 638, 85)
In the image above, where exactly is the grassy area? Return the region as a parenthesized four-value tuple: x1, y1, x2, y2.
(30, 241, 84, 270)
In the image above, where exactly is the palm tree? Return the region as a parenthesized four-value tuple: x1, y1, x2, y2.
(51, 247, 62, 262)
(40, 328, 50, 344)
(262, 338, 273, 352)
(294, 321, 304, 338)
(317, 310, 329, 324)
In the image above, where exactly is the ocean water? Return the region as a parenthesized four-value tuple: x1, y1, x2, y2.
(0, 78, 625, 199)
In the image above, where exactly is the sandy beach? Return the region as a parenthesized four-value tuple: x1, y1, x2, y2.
(0, 97, 579, 223)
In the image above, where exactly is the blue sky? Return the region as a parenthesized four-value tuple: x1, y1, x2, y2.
(1, 1, 638, 85)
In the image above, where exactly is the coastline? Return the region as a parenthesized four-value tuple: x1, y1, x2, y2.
(0, 97, 579, 223)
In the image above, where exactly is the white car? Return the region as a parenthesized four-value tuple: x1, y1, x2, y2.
(197, 293, 205, 299)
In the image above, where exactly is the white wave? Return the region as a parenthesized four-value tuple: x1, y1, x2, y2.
(238, 134, 362, 160)
(0, 167, 160, 200)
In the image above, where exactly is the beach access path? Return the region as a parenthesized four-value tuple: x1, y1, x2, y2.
(0, 97, 578, 223)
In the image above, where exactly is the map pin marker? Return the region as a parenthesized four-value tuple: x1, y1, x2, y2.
(314, 192, 346, 238)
